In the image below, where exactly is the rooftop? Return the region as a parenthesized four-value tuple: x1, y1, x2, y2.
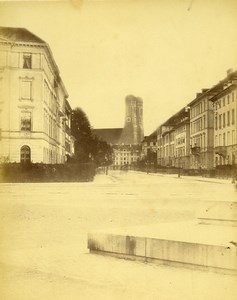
(92, 128, 123, 145)
(0, 27, 46, 44)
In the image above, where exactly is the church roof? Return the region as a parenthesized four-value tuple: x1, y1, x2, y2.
(0, 27, 46, 44)
(92, 128, 123, 145)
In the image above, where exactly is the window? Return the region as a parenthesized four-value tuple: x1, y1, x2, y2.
(215, 115, 218, 130)
(227, 111, 230, 126)
(227, 131, 230, 145)
(232, 109, 235, 124)
(21, 81, 32, 100)
(219, 114, 222, 129)
(223, 113, 226, 128)
(223, 97, 225, 106)
(232, 130, 236, 144)
(21, 111, 31, 131)
(20, 145, 31, 163)
(203, 115, 206, 129)
(223, 133, 226, 146)
(23, 54, 32, 69)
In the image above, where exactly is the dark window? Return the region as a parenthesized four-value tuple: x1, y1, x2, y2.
(219, 114, 222, 129)
(20, 145, 31, 163)
(223, 113, 226, 128)
(227, 111, 230, 126)
(23, 54, 32, 69)
(21, 111, 31, 131)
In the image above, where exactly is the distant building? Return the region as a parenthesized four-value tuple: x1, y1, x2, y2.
(209, 70, 237, 167)
(155, 108, 190, 169)
(188, 88, 216, 170)
(113, 144, 141, 167)
(0, 27, 74, 163)
(92, 95, 144, 167)
(146, 70, 237, 172)
(141, 130, 157, 160)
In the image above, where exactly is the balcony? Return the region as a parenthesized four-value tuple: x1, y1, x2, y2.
(191, 146, 201, 156)
(215, 146, 227, 157)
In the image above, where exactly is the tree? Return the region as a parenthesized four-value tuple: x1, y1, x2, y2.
(71, 107, 112, 165)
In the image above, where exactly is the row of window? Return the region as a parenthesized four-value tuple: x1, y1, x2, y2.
(191, 115, 206, 134)
(20, 111, 64, 143)
(215, 154, 236, 166)
(20, 145, 64, 164)
(44, 80, 57, 115)
(215, 131, 236, 146)
(190, 99, 209, 118)
(214, 92, 235, 110)
(115, 157, 135, 161)
(215, 110, 235, 129)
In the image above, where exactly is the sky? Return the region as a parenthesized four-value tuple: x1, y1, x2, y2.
(1, 0, 237, 135)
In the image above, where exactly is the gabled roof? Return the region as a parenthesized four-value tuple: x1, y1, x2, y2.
(0, 27, 46, 44)
(92, 128, 123, 145)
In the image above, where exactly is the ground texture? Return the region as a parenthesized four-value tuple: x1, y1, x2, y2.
(0, 171, 236, 300)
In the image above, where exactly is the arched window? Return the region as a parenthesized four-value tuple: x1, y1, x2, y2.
(20, 145, 31, 163)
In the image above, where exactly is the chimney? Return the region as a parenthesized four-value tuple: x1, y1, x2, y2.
(227, 68, 233, 76)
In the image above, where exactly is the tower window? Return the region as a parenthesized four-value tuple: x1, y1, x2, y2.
(23, 54, 32, 69)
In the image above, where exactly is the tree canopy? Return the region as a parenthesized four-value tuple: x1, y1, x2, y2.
(71, 107, 112, 165)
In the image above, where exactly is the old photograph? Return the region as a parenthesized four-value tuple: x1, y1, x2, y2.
(0, 0, 237, 299)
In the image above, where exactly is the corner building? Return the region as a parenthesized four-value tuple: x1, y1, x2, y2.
(0, 27, 74, 163)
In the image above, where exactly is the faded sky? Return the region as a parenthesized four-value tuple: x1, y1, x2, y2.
(1, 0, 237, 135)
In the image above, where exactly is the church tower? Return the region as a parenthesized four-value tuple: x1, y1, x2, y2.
(120, 95, 144, 144)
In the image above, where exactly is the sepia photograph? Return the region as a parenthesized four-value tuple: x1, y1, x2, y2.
(0, 0, 237, 299)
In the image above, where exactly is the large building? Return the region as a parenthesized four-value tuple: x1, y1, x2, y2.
(189, 89, 216, 169)
(144, 70, 237, 172)
(92, 95, 144, 167)
(209, 70, 237, 167)
(155, 108, 190, 169)
(0, 27, 74, 164)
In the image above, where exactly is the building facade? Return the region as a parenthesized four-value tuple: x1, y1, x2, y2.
(113, 144, 141, 168)
(0, 27, 74, 164)
(209, 70, 237, 167)
(145, 70, 237, 172)
(189, 90, 215, 169)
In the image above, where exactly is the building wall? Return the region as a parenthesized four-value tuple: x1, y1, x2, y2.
(113, 146, 140, 167)
(174, 122, 190, 169)
(190, 95, 214, 169)
(0, 36, 72, 164)
(213, 84, 237, 166)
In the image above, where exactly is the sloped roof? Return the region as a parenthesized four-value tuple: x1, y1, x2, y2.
(0, 27, 46, 44)
(92, 128, 123, 145)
